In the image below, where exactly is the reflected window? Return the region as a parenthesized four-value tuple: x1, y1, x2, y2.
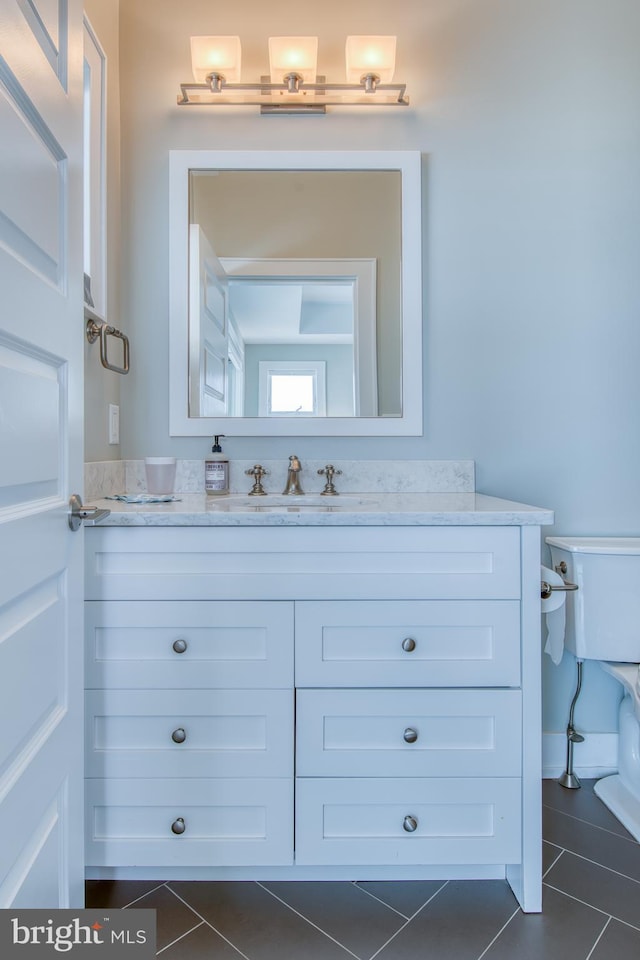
(258, 361, 327, 417)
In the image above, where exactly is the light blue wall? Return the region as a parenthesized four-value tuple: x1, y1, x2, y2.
(118, 0, 640, 735)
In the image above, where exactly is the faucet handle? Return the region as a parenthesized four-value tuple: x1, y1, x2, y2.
(318, 464, 342, 496)
(245, 464, 269, 496)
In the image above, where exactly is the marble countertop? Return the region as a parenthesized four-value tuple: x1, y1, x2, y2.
(89, 492, 554, 527)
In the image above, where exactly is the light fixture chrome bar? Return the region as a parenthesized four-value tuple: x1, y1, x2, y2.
(177, 78, 409, 110)
(260, 103, 327, 115)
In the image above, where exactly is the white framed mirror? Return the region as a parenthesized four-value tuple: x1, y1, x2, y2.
(169, 150, 422, 436)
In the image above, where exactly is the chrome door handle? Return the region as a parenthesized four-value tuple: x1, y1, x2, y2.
(68, 494, 111, 530)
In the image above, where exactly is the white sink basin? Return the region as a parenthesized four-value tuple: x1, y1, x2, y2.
(211, 494, 378, 509)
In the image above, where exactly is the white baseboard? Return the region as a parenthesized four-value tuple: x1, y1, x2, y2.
(542, 732, 618, 780)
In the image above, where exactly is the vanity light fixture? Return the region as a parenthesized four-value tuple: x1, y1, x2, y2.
(178, 35, 408, 114)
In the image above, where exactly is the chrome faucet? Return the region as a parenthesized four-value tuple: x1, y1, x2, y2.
(282, 455, 304, 495)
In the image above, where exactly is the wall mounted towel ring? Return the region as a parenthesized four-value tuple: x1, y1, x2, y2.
(85, 308, 130, 375)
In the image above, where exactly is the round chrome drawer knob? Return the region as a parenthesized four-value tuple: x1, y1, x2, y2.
(403, 815, 418, 833)
(171, 817, 186, 835)
(172, 638, 188, 654)
(171, 727, 187, 744)
(403, 727, 418, 743)
(401, 637, 416, 652)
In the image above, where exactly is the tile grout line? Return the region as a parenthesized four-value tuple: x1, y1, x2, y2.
(552, 846, 640, 887)
(155, 919, 206, 956)
(192, 920, 253, 960)
(366, 912, 420, 960)
(256, 881, 361, 959)
(404, 881, 450, 922)
(366, 881, 450, 960)
(543, 847, 565, 878)
(584, 917, 612, 960)
(543, 802, 639, 846)
(474, 906, 521, 960)
(543, 882, 640, 934)
(121, 881, 172, 909)
(163, 885, 253, 960)
(614, 915, 640, 935)
(350, 881, 411, 920)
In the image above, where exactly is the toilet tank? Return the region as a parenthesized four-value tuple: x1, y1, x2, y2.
(546, 536, 640, 662)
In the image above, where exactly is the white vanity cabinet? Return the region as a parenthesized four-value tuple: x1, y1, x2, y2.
(84, 521, 543, 912)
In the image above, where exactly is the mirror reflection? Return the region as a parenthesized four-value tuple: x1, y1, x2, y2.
(188, 169, 402, 419)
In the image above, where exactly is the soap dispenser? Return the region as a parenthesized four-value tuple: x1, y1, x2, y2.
(205, 435, 229, 496)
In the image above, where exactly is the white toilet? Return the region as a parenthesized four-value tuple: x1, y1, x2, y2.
(546, 536, 640, 840)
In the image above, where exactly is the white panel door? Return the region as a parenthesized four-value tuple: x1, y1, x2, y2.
(189, 224, 229, 417)
(0, 0, 84, 907)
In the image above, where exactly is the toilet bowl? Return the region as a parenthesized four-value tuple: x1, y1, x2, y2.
(546, 536, 640, 841)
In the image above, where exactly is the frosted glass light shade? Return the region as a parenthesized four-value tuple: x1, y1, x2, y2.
(345, 36, 396, 83)
(190, 36, 242, 83)
(268, 36, 318, 84)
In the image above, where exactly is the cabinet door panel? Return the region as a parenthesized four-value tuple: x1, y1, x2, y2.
(296, 689, 521, 777)
(296, 600, 520, 687)
(86, 600, 293, 688)
(85, 778, 293, 866)
(86, 527, 520, 601)
(86, 689, 292, 778)
(295, 778, 521, 865)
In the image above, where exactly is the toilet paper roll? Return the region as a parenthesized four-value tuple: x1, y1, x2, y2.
(541, 565, 566, 665)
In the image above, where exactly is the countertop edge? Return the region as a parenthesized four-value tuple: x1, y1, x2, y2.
(88, 492, 554, 528)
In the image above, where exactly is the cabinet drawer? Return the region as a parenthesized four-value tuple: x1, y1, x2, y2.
(86, 527, 520, 601)
(86, 689, 293, 779)
(295, 778, 521, 866)
(296, 689, 521, 778)
(295, 601, 520, 687)
(85, 778, 293, 867)
(85, 601, 293, 689)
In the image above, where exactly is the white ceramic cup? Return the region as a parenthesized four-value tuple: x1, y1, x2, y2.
(144, 457, 177, 494)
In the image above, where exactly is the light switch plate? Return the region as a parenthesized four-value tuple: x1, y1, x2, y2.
(108, 403, 120, 445)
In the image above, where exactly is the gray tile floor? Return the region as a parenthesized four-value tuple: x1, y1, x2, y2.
(86, 780, 640, 959)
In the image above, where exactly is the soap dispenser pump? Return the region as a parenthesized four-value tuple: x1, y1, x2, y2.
(205, 435, 229, 496)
